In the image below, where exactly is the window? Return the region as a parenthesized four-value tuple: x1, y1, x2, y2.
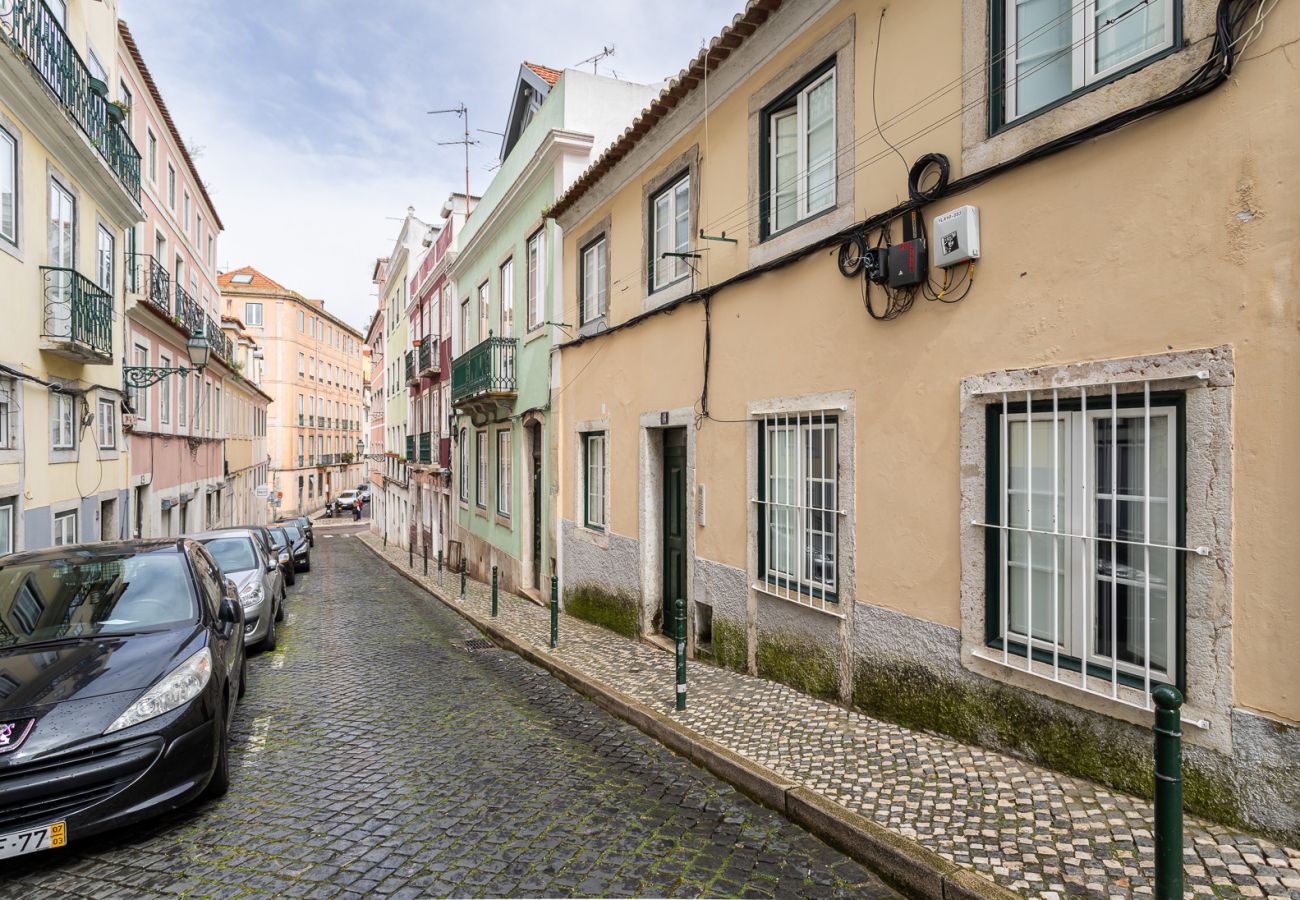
(298, 352, 305, 378)
(147, 129, 157, 182)
(53, 510, 76, 546)
(995, 0, 1176, 125)
(297, 309, 305, 332)
(526, 228, 545, 330)
(475, 430, 487, 509)
(51, 393, 74, 449)
(459, 298, 470, 355)
(0, 499, 13, 555)
(204, 381, 211, 434)
(196, 213, 203, 247)
(207, 234, 213, 266)
(496, 429, 512, 517)
(148, 353, 168, 428)
(651, 175, 690, 290)
(499, 259, 514, 337)
(183, 191, 191, 232)
(757, 412, 838, 601)
(119, 81, 132, 131)
(984, 390, 1181, 686)
(764, 64, 836, 236)
(167, 163, 176, 209)
(130, 348, 148, 426)
(580, 237, 607, 324)
(245, 302, 263, 326)
(584, 432, 607, 530)
(125, 225, 137, 292)
(96, 398, 115, 449)
(478, 281, 489, 342)
(0, 378, 14, 449)
(179, 360, 188, 426)
(48, 178, 74, 271)
(96, 224, 113, 292)
(0, 127, 16, 246)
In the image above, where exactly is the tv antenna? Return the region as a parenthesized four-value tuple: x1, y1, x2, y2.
(429, 104, 477, 220)
(575, 44, 615, 75)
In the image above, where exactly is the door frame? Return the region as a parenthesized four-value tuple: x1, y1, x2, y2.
(519, 412, 546, 593)
(638, 408, 697, 646)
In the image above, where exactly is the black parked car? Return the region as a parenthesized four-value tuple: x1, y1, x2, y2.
(278, 516, 313, 547)
(0, 540, 245, 861)
(280, 524, 310, 573)
(267, 527, 296, 587)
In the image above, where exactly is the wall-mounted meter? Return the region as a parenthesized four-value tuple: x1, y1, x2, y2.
(932, 205, 980, 268)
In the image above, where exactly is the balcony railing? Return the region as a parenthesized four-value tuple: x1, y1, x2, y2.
(2, 1, 142, 202)
(417, 340, 436, 375)
(405, 350, 416, 385)
(418, 432, 432, 464)
(175, 282, 203, 334)
(39, 266, 112, 363)
(405, 435, 415, 462)
(127, 253, 172, 317)
(319, 454, 335, 466)
(208, 315, 233, 364)
(451, 337, 517, 407)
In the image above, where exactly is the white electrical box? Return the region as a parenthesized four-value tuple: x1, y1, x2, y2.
(932, 205, 980, 268)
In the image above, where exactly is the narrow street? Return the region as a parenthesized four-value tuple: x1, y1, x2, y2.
(2, 528, 897, 899)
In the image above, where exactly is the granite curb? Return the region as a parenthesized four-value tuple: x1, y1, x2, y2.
(356, 535, 1021, 900)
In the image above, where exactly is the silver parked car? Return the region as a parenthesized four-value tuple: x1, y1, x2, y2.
(193, 529, 285, 651)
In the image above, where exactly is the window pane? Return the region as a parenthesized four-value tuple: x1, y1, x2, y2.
(805, 76, 835, 212)
(1095, 0, 1166, 72)
(0, 131, 14, 242)
(1014, 0, 1073, 116)
(772, 110, 798, 232)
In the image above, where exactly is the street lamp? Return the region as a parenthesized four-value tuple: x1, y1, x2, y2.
(123, 321, 211, 391)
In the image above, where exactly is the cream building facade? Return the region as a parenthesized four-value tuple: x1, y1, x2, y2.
(218, 267, 365, 518)
(551, 0, 1300, 842)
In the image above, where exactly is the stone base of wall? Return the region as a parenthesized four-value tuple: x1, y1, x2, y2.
(454, 527, 524, 595)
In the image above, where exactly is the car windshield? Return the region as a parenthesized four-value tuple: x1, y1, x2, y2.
(0, 551, 198, 647)
(269, 530, 287, 549)
(283, 525, 303, 542)
(201, 538, 258, 573)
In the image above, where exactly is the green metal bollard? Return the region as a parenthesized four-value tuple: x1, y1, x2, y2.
(549, 575, 558, 649)
(408, 541, 413, 569)
(423, 541, 428, 576)
(459, 567, 466, 603)
(675, 597, 687, 711)
(438, 549, 444, 586)
(1153, 684, 1184, 900)
(491, 566, 498, 617)
(383, 531, 387, 548)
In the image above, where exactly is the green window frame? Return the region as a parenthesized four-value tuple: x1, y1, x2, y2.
(647, 173, 690, 293)
(756, 413, 838, 602)
(983, 390, 1186, 691)
(583, 431, 607, 531)
(988, 0, 1181, 134)
(758, 57, 837, 241)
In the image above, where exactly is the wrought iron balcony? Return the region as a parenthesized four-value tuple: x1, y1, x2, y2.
(418, 432, 432, 464)
(2, 1, 142, 202)
(175, 282, 204, 334)
(451, 336, 517, 413)
(417, 340, 437, 376)
(405, 350, 417, 386)
(405, 435, 415, 462)
(39, 266, 112, 363)
(127, 253, 172, 317)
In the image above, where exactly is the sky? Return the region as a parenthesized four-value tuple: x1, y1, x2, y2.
(118, 0, 744, 335)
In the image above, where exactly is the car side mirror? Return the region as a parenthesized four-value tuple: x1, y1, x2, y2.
(266, 561, 279, 573)
(219, 594, 239, 623)
(278, 551, 290, 565)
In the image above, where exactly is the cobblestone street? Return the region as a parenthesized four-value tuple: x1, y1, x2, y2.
(0, 527, 897, 900)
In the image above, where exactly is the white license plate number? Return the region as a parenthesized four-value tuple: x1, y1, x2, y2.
(0, 822, 65, 860)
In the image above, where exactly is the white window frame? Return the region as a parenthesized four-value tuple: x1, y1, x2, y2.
(526, 228, 545, 330)
(96, 397, 115, 449)
(651, 174, 691, 291)
(475, 430, 487, 509)
(245, 302, 263, 326)
(167, 163, 176, 209)
(1003, 0, 1176, 123)
(146, 129, 157, 183)
(496, 428, 512, 517)
(478, 280, 489, 342)
(0, 499, 13, 555)
(131, 343, 149, 423)
(458, 429, 469, 503)
(0, 126, 16, 247)
(767, 67, 836, 235)
(580, 237, 607, 324)
(159, 354, 171, 425)
(0, 377, 14, 449)
(499, 258, 514, 337)
(96, 223, 114, 293)
(584, 432, 607, 530)
(52, 392, 74, 449)
(53, 510, 76, 546)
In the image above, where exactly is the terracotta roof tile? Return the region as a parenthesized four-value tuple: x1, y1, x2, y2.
(218, 266, 287, 292)
(524, 61, 563, 86)
(548, 0, 782, 221)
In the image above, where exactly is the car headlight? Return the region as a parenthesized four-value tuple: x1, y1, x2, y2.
(106, 648, 212, 734)
(239, 582, 265, 609)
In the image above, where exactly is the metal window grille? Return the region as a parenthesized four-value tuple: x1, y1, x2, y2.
(972, 381, 1210, 712)
(753, 411, 839, 615)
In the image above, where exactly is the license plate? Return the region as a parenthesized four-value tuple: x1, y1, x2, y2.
(0, 822, 65, 860)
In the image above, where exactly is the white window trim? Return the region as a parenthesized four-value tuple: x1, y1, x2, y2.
(496, 428, 512, 518)
(580, 238, 607, 325)
(0, 124, 17, 249)
(767, 67, 836, 235)
(584, 431, 607, 530)
(96, 397, 116, 449)
(651, 174, 691, 292)
(53, 509, 77, 546)
(52, 392, 75, 450)
(475, 430, 487, 510)
(526, 229, 545, 331)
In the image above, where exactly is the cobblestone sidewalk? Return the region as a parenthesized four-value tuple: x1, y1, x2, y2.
(358, 533, 1300, 899)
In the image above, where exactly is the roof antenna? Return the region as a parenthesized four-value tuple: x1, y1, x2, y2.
(575, 45, 615, 75)
(429, 104, 477, 221)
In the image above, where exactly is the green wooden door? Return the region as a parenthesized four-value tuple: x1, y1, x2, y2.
(661, 429, 687, 636)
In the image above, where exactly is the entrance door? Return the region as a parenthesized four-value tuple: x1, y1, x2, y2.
(100, 497, 116, 541)
(661, 428, 687, 636)
(530, 424, 542, 587)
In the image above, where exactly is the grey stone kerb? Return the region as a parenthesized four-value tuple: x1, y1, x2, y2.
(957, 345, 1235, 755)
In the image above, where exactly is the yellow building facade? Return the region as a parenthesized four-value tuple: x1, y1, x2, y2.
(551, 0, 1299, 841)
(0, 0, 142, 552)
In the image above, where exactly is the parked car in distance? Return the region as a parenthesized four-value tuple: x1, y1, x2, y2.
(193, 531, 282, 651)
(216, 527, 286, 621)
(355, 484, 371, 500)
(267, 527, 295, 587)
(335, 490, 360, 511)
(0, 539, 246, 859)
(280, 524, 310, 573)
(279, 516, 313, 547)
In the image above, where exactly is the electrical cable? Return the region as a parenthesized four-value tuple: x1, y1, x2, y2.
(872, 8, 910, 181)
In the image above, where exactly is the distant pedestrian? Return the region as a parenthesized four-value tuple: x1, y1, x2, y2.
(353, 497, 362, 521)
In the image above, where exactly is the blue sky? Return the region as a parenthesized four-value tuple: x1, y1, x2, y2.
(118, 0, 743, 333)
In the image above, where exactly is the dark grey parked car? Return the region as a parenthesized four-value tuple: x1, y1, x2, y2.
(279, 524, 310, 574)
(192, 530, 284, 651)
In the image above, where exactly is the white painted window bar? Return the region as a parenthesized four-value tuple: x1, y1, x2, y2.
(752, 410, 841, 616)
(972, 379, 1212, 713)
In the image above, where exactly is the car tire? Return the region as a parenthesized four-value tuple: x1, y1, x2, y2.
(302, 554, 311, 573)
(285, 568, 295, 586)
(237, 655, 247, 699)
(276, 589, 286, 622)
(261, 610, 277, 652)
(202, 703, 231, 800)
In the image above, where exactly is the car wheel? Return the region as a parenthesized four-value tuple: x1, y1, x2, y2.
(202, 703, 231, 800)
(276, 589, 286, 622)
(302, 554, 311, 573)
(238, 654, 247, 699)
(285, 568, 295, 586)
(261, 611, 277, 652)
